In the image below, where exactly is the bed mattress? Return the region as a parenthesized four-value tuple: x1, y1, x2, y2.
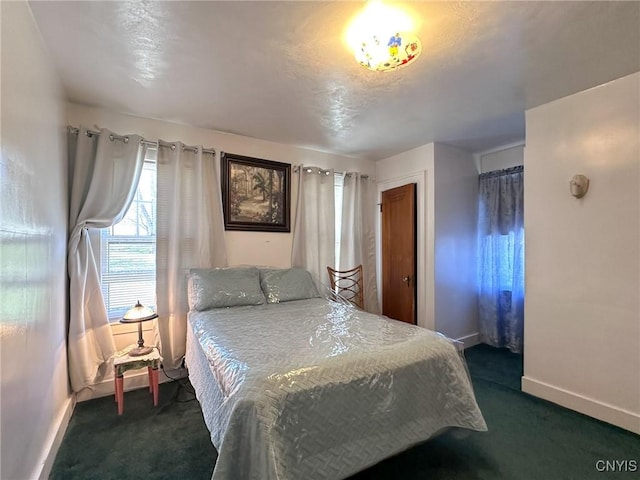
(186, 298, 486, 480)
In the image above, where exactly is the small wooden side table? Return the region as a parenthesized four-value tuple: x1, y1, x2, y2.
(113, 347, 163, 415)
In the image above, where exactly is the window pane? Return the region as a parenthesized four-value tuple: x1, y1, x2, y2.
(105, 241, 155, 273)
(103, 274, 156, 320)
(137, 201, 155, 236)
(101, 157, 157, 321)
(112, 213, 137, 236)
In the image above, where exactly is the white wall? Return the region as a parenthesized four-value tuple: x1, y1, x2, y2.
(479, 144, 524, 173)
(376, 143, 479, 345)
(523, 72, 640, 434)
(0, 2, 72, 478)
(376, 144, 435, 331)
(67, 103, 375, 269)
(66, 104, 376, 396)
(433, 144, 479, 341)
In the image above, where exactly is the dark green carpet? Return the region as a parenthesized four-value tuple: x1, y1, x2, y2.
(51, 382, 216, 479)
(51, 345, 638, 479)
(464, 343, 523, 391)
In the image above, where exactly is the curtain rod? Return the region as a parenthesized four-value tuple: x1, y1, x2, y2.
(293, 165, 371, 180)
(479, 165, 523, 179)
(67, 126, 216, 155)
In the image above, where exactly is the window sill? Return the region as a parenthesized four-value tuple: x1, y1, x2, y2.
(110, 320, 156, 336)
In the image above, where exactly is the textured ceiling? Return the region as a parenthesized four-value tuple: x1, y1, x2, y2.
(29, 1, 640, 160)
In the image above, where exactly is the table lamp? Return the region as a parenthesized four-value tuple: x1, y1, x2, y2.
(121, 301, 158, 356)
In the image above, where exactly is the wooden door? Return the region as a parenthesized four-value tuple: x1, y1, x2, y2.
(381, 183, 416, 324)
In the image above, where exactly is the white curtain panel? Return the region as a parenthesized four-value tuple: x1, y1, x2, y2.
(340, 173, 380, 313)
(156, 143, 227, 368)
(67, 127, 146, 392)
(291, 166, 335, 283)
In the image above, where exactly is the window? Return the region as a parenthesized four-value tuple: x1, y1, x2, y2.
(100, 153, 157, 321)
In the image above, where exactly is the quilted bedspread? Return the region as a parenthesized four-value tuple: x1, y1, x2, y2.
(186, 298, 487, 480)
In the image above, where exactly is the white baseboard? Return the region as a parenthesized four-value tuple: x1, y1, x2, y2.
(35, 394, 76, 480)
(456, 333, 481, 349)
(30, 368, 187, 478)
(76, 368, 187, 402)
(522, 376, 640, 435)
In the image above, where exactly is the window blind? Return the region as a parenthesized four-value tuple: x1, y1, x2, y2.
(101, 158, 157, 321)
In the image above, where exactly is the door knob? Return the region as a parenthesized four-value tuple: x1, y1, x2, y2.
(402, 275, 411, 286)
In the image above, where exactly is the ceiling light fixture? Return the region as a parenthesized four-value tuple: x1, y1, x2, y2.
(345, 1, 422, 72)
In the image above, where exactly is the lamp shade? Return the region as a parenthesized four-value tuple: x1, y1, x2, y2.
(346, 1, 422, 72)
(121, 301, 158, 323)
(121, 301, 157, 356)
(354, 32, 422, 72)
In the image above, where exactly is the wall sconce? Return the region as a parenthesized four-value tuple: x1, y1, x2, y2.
(570, 174, 590, 199)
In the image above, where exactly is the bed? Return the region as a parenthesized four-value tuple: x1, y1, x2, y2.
(185, 266, 487, 480)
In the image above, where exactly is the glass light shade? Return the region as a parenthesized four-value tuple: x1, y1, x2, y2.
(122, 301, 158, 323)
(346, 1, 422, 72)
(121, 301, 157, 357)
(354, 32, 422, 72)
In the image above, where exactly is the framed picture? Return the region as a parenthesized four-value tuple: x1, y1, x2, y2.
(221, 152, 291, 232)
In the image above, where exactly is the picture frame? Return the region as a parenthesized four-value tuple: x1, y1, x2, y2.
(221, 152, 291, 232)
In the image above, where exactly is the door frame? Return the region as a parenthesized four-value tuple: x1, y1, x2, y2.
(376, 170, 434, 330)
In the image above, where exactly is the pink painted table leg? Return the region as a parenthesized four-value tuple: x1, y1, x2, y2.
(116, 376, 124, 415)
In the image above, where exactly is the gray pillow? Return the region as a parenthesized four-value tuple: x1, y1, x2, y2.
(260, 268, 320, 304)
(188, 267, 265, 311)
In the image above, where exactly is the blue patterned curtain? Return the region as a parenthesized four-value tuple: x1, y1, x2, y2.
(477, 166, 524, 353)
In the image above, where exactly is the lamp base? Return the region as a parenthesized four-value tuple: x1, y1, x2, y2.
(128, 346, 153, 357)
